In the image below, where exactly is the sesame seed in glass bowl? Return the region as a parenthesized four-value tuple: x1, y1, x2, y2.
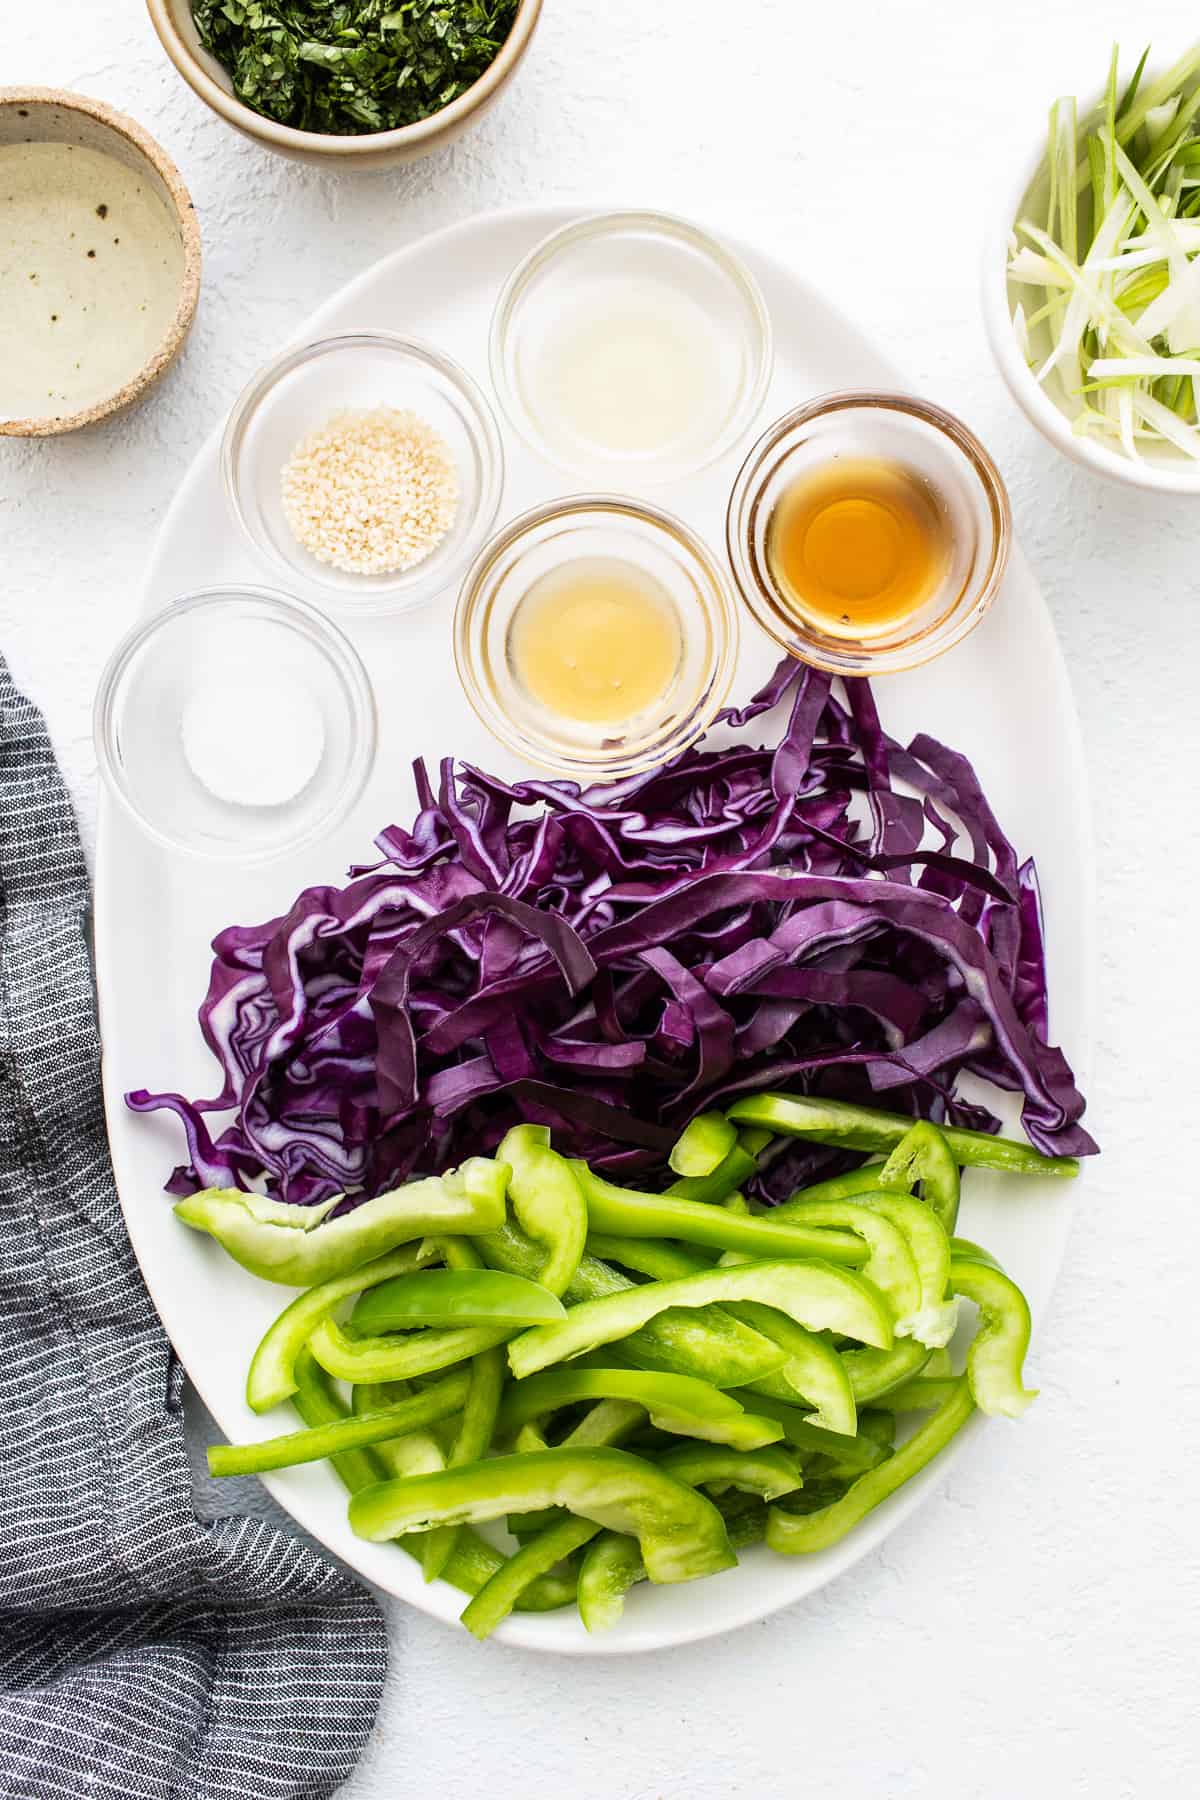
(222, 333, 505, 617)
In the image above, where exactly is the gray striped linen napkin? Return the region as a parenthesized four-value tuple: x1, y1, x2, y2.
(0, 655, 388, 1800)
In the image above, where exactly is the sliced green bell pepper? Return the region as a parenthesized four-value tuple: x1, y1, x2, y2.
(950, 1236, 1005, 1271)
(846, 1190, 957, 1347)
(727, 1390, 887, 1468)
(561, 1398, 647, 1449)
(576, 1450, 791, 1634)
(786, 1165, 888, 1204)
(840, 1340, 931, 1404)
(878, 1119, 962, 1232)
(727, 1093, 1078, 1180)
(573, 1164, 866, 1266)
(666, 1141, 761, 1205)
(414, 1236, 508, 1579)
(246, 1242, 432, 1414)
(733, 1304, 858, 1437)
(577, 1532, 645, 1633)
(669, 1111, 739, 1178)
(291, 1346, 387, 1495)
(655, 1443, 803, 1501)
(951, 1258, 1038, 1417)
(208, 1367, 472, 1476)
(498, 1369, 783, 1451)
(175, 1156, 509, 1286)
(349, 1268, 567, 1331)
(481, 1225, 788, 1389)
(461, 1515, 596, 1640)
(292, 1352, 572, 1610)
(350, 1382, 446, 1480)
(724, 1198, 921, 1324)
(349, 1447, 737, 1586)
(874, 1376, 964, 1412)
(586, 1235, 713, 1282)
(491, 1124, 587, 1297)
(309, 1316, 511, 1384)
(767, 1376, 975, 1552)
(508, 1260, 892, 1381)
(582, 1490, 780, 1634)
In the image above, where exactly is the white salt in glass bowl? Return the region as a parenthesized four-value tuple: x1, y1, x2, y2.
(222, 333, 505, 614)
(94, 585, 377, 861)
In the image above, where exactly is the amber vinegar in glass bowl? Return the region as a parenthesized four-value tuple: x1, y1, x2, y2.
(726, 392, 1011, 676)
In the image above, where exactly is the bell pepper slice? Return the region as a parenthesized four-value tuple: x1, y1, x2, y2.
(481, 1225, 788, 1389)
(291, 1346, 388, 1495)
(767, 1376, 976, 1552)
(669, 1111, 739, 1178)
(208, 1367, 472, 1477)
(577, 1532, 646, 1633)
(586, 1235, 713, 1282)
(509, 1261, 892, 1381)
(590, 1497, 770, 1641)
(951, 1258, 1038, 1417)
(421, 1350, 506, 1583)
(727, 1093, 1078, 1180)
(174, 1156, 509, 1286)
(841, 1340, 931, 1404)
(666, 1141, 761, 1205)
(461, 1515, 597, 1640)
(498, 1369, 783, 1451)
(874, 1376, 964, 1412)
(309, 1316, 511, 1385)
(349, 1268, 567, 1331)
(292, 1353, 572, 1610)
(732, 1305, 858, 1437)
(246, 1242, 432, 1414)
(950, 1236, 1005, 1271)
(562, 1398, 647, 1449)
(656, 1443, 803, 1501)
(414, 1235, 509, 1584)
(836, 1190, 958, 1348)
(572, 1165, 866, 1266)
(493, 1124, 587, 1297)
(727, 1199, 921, 1324)
(727, 1390, 887, 1468)
(878, 1120, 962, 1232)
(786, 1165, 889, 1204)
(348, 1447, 737, 1586)
(350, 1383, 446, 1480)
(577, 1452, 792, 1634)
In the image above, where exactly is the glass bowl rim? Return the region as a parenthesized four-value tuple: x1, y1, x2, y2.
(488, 207, 775, 483)
(220, 329, 506, 613)
(93, 582, 379, 861)
(453, 490, 742, 779)
(724, 388, 1013, 676)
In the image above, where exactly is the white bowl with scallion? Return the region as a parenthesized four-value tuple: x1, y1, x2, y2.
(984, 42, 1200, 491)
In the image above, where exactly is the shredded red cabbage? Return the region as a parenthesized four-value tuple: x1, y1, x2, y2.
(128, 661, 1095, 1205)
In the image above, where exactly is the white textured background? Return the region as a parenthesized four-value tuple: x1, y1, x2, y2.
(4, 3, 1199, 1796)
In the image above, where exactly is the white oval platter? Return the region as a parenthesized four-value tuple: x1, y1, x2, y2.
(96, 205, 1094, 1654)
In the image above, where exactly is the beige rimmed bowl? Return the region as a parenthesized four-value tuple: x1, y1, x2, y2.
(147, 0, 543, 169)
(0, 88, 200, 438)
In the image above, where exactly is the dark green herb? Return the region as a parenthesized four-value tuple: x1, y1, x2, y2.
(191, 1, 521, 136)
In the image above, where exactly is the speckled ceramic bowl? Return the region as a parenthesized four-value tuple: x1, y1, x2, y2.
(0, 88, 200, 438)
(147, 0, 543, 169)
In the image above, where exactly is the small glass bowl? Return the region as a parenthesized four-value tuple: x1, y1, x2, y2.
(726, 392, 1012, 676)
(490, 211, 773, 485)
(222, 333, 505, 615)
(94, 585, 378, 861)
(454, 496, 740, 781)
